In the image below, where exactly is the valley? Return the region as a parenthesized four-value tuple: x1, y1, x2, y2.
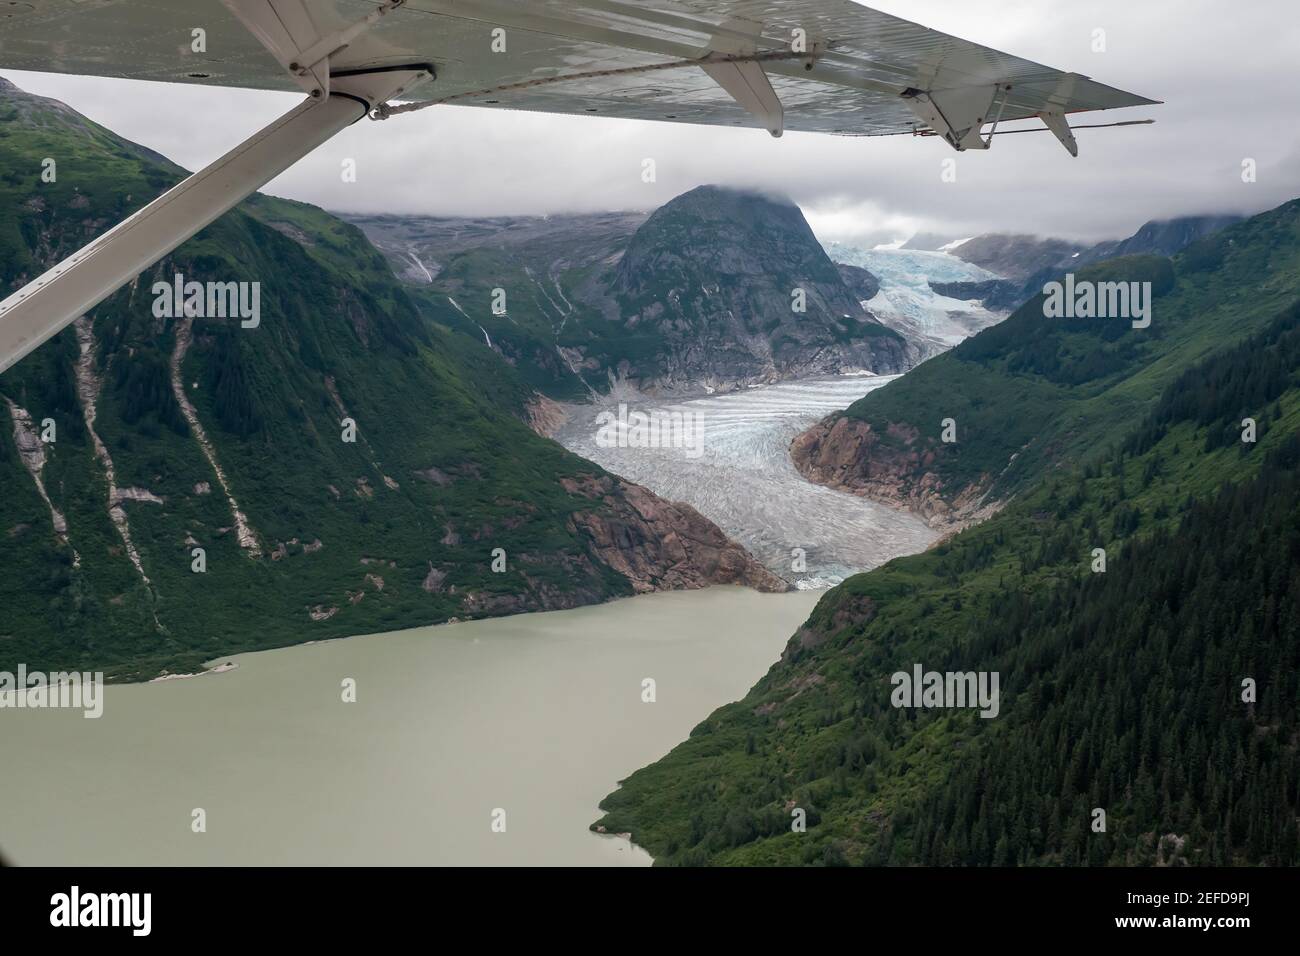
(2, 70, 1294, 873)
(0, 78, 787, 681)
(594, 204, 1300, 867)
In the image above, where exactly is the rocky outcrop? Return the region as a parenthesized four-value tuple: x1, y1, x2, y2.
(306, 469, 789, 625)
(170, 316, 262, 556)
(3, 397, 74, 557)
(421, 564, 447, 593)
(525, 393, 567, 437)
(74, 319, 159, 588)
(562, 474, 788, 593)
(790, 415, 993, 530)
(928, 278, 1025, 313)
(835, 263, 881, 304)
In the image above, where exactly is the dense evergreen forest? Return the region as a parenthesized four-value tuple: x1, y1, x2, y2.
(909, 306, 1300, 864)
(596, 281, 1300, 866)
(908, 434, 1300, 865)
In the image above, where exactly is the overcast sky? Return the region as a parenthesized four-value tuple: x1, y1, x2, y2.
(5, 0, 1299, 245)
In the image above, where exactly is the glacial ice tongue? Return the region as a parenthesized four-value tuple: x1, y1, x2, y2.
(555, 376, 940, 589)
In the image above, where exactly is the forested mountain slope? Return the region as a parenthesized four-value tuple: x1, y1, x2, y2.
(0, 77, 783, 680)
(596, 269, 1300, 866)
(931, 215, 1240, 313)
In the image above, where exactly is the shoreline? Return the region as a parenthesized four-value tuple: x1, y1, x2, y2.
(148, 660, 239, 683)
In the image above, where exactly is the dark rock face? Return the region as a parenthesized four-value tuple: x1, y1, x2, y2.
(562, 475, 788, 593)
(789, 416, 990, 530)
(927, 278, 1025, 313)
(1076, 215, 1244, 266)
(602, 185, 910, 392)
(835, 263, 882, 304)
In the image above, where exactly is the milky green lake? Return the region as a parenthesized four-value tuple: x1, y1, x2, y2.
(0, 587, 819, 866)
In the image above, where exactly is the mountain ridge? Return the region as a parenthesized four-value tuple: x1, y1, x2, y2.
(347, 184, 915, 399)
(933, 214, 1244, 312)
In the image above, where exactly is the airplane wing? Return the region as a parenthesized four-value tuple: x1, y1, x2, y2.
(0, 1, 1159, 374)
(0, 0, 1156, 141)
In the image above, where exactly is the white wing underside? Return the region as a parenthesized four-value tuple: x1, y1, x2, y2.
(0, 0, 1156, 138)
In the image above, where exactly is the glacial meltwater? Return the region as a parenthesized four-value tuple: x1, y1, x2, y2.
(0, 587, 820, 866)
(554, 375, 941, 588)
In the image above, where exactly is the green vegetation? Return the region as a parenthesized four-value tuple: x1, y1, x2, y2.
(594, 219, 1300, 866)
(406, 248, 599, 401)
(0, 82, 655, 680)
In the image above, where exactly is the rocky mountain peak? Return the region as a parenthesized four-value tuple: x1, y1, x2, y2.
(613, 184, 832, 291)
(600, 184, 909, 389)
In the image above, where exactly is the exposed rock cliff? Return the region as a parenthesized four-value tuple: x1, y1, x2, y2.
(563, 474, 788, 594)
(790, 415, 994, 530)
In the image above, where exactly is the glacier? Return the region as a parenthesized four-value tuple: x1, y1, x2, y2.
(824, 243, 1008, 354)
(555, 376, 940, 589)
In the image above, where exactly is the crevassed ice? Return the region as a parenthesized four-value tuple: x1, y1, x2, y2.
(555, 376, 940, 589)
(826, 244, 1005, 347)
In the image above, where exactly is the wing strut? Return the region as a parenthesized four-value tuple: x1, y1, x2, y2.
(701, 60, 784, 137)
(0, 0, 431, 373)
